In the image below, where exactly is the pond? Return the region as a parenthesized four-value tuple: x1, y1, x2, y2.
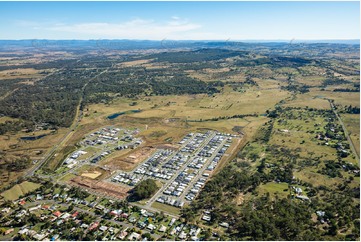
(107, 110, 141, 120)
(20, 134, 47, 140)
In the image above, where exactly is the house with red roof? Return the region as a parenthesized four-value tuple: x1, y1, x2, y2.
(41, 205, 50, 210)
(53, 211, 62, 217)
(19, 200, 26, 206)
(72, 211, 79, 218)
(89, 221, 99, 231)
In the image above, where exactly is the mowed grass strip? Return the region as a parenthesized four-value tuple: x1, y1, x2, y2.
(257, 182, 289, 198)
(151, 201, 181, 216)
(1, 181, 41, 200)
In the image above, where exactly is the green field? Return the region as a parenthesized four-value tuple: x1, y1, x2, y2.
(257, 182, 289, 198)
(151, 202, 181, 216)
(1, 181, 41, 200)
(341, 113, 360, 157)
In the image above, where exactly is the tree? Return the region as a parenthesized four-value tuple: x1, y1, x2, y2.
(128, 179, 158, 202)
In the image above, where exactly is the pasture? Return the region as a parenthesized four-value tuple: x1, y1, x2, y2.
(1, 181, 41, 201)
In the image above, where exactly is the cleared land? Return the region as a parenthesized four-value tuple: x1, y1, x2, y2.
(70, 176, 130, 199)
(81, 170, 102, 179)
(1, 181, 41, 200)
(101, 146, 156, 171)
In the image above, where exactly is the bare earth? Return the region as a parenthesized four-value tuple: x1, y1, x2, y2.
(70, 176, 130, 199)
(104, 146, 156, 171)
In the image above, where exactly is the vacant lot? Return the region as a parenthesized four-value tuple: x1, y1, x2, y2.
(102, 146, 156, 171)
(81, 170, 102, 179)
(1, 181, 41, 200)
(70, 176, 130, 199)
(151, 201, 180, 216)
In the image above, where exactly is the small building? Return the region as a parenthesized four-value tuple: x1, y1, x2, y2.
(5, 228, 14, 235)
(179, 231, 187, 239)
(202, 215, 211, 222)
(147, 224, 156, 231)
(19, 200, 26, 206)
(99, 225, 108, 232)
(128, 232, 141, 241)
(296, 195, 310, 202)
(89, 222, 99, 231)
(53, 211, 62, 217)
(220, 222, 229, 228)
(158, 225, 167, 232)
(118, 230, 128, 240)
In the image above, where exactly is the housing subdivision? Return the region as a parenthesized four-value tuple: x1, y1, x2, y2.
(110, 131, 238, 211)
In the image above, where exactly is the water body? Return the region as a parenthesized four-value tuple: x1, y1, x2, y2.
(20, 134, 47, 140)
(107, 110, 141, 120)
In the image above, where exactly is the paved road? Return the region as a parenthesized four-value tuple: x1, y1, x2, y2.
(144, 132, 217, 210)
(179, 137, 228, 202)
(329, 100, 359, 161)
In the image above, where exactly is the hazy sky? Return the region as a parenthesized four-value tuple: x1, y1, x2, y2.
(0, 1, 359, 40)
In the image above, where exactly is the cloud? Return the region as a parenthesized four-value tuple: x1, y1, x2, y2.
(44, 17, 203, 40)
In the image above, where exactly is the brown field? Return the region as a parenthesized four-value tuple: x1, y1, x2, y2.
(0, 68, 45, 80)
(81, 170, 102, 179)
(283, 92, 331, 109)
(311, 90, 360, 107)
(70, 176, 130, 199)
(118, 59, 152, 67)
(101, 146, 156, 171)
(83, 86, 290, 123)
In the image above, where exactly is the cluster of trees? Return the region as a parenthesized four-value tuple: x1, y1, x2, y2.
(150, 76, 219, 95)
(182, 105, 359, 240)
(234, 56, 312, 68)
(148, 48, 245, 63)
(253, 120, 274, 143)
(189, 113, 258, 122)
(333, 88, 359, 92)
(281, 82, 310, 94)
(127, 179, 158, 202)
(0, 155, 31, 173)
(0, 120, 33, 135)
(322, 78, 351, 87)
(0, 68, 101, 127)
(230, 196, 322, 240)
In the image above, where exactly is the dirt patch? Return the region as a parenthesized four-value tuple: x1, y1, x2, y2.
(70, 176, 130, 199)
(236, 193, 244, 206)
(81, 170, 102, 179)
(104, 146, 156, 171)
(155, 144, 179, 150)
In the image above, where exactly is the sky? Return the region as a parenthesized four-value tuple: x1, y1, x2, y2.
(0, 1, 359, 40)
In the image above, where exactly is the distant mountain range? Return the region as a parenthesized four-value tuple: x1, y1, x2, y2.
(0, 39, 359, 51)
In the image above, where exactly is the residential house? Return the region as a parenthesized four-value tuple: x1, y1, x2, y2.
(128, 232, 141, 241)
